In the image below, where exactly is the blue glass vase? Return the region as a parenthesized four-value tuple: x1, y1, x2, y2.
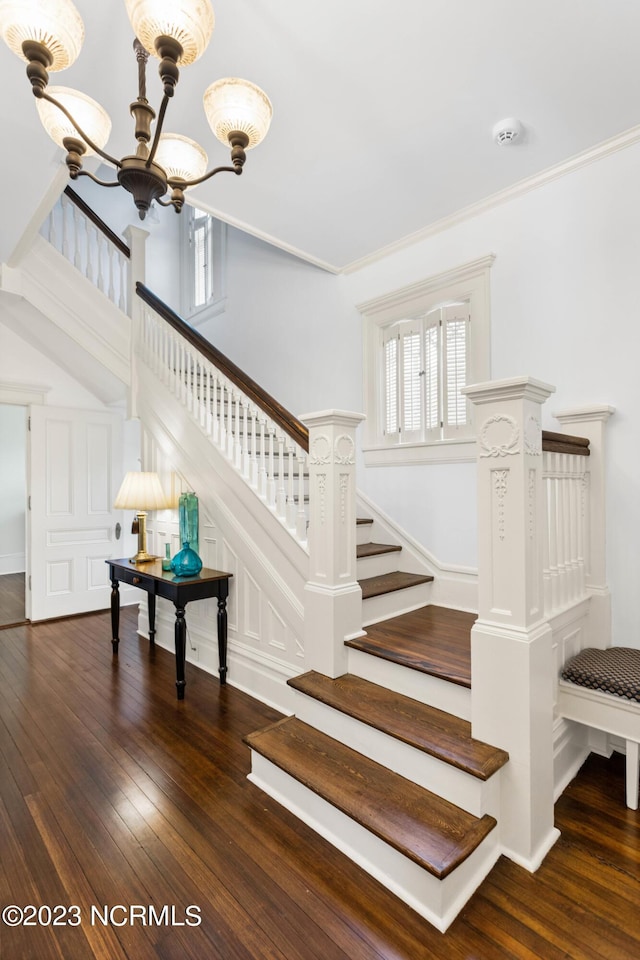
(179, 492, 199, 556)
(170, 542, 203, 577)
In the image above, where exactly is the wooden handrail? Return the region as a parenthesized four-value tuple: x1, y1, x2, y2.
(542, 430, 590, 456)
(63, 186, 131, 259)
(136, 282, 310, 452)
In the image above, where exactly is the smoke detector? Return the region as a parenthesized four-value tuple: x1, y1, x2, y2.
(493, 118, 524, 145)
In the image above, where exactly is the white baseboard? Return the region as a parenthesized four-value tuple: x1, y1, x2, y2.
(0, 554, 25, 575)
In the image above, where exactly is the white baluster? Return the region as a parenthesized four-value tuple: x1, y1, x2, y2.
(242, 403, 250, 477)
(234, 394, 242, 468)
(86, 220, 95, 283)
(547, 455, 559, 613)
(108, 245, 116, 303)
(296, 452, 307, 540)
(276, 434, 286, 518)
(258, 419, 268, 497)
(286, 443, 296, 529)
(73, 204, 82, 271)
(247, 408, 258, 485)
(96, 233, 105, 294)
(212, 375, 220, 444)
(62, 194, 71, 260)
(267, 428, 276, 508)
(118, 252, 127, 313)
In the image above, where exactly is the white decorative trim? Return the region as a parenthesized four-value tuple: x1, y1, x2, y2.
(362, 437, 476, 466)
(524, 416, 542, 456)
(493, 469, 509, 541)
(0, 380, 51, 405)
(480, 415, 519, 458)
(309, 434, 331, 465)
(553, 404, 616, 425)
(334, 434, 355, 465)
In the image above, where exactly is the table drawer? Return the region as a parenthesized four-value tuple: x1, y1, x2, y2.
(113, 567, 155, 592)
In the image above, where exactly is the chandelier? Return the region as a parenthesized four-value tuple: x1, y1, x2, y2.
(0, 0, 272, 219)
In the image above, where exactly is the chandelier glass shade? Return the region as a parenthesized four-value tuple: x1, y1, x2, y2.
(35, 86, 112, 155)
(0, 0, 272, 219)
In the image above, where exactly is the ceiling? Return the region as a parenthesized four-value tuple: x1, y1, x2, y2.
(1, 0, 639, 272)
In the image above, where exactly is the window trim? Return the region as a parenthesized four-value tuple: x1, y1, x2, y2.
(180, 205, 227, 324)
(358, 254, 495, 466)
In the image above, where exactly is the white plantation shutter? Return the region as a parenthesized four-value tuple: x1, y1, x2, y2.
(379, 300, 471, 444)
(192, 213, 211, 307)
(424, 319, 440, 435)
(402, 328, 422, 435)
(383, 331, 399, 437)
(442, 305, 470, 436)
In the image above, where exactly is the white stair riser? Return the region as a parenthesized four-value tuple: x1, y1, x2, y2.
(248, 752, 501, 933)
(291, 690, 501, 818)
(356, 551, 403, 579)
(362, 582, 433, 625)
(347, 647, 471, 721)
(356, 522, 374, 546)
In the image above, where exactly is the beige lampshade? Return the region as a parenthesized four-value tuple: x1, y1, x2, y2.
(0, 0, 84, 71)
(124, 0, 214, 65)
(203, 78, 272, 150)
(114, 472, 168, 511)
(155, 133, 208, 182)
(36, 86, 111, 153)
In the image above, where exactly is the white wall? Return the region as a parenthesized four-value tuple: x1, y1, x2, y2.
(0, 404, 26, 573)
(198, 228, 362, 415)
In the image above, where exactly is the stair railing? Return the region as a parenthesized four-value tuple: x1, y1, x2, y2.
(42, 186, 130, 313)
(541, 431, 590, 616)
(135, 282, 311, 547)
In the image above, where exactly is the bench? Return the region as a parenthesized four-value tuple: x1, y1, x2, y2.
(558, 646, 640, 809)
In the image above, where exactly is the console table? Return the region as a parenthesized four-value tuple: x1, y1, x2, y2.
(106, 558, 232, 700)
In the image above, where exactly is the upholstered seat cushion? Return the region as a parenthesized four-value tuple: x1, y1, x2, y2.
(561, 647, 640, 703)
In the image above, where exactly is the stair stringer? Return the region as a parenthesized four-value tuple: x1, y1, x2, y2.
(1, 236, 131, 389)
(135, 361, 308, 714)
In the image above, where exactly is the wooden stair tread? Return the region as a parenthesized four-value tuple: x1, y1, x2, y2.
(359, 571, 434, 599)
(357, 541, 402, 558)
(288, 671, 508, 779)
(245, 717, 497, 879)
(346, 605, 474, 688)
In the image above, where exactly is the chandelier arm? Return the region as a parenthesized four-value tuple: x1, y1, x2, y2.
(145, 95, 170, 168)
(75, 170, 122, 188)
(38, 90, 121, 169)
(169, 165, 242, 189)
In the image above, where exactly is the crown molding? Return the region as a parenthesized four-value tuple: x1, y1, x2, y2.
(342, 123, 640, 275)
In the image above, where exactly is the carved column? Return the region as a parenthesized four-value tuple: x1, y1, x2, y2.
(553, 404, 615, 649)
(463, 376, 558, 870)
(122, 224, 149, 420)
(302, 410, 366, 677)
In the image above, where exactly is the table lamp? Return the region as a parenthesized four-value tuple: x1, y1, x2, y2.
(114, 471, 168, 563)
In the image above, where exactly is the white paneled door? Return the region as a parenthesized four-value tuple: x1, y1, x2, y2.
(29, 406, 123, 621)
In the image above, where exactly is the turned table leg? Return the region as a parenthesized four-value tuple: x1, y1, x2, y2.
(110, 578, 120, 653)
(174, 602, 187, 700)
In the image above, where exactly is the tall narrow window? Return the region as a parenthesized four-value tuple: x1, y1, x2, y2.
(181, 206, 227, 321)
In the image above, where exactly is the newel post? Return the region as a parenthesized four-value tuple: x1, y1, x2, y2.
(463, 376, 559, 870)
(302, 410, 366, 677)
(122, 225, 149, 419)
(553, 405, 615, 649)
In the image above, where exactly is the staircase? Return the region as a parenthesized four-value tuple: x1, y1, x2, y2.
(244, 516, 508, 932)
(9, 189, 608, 934)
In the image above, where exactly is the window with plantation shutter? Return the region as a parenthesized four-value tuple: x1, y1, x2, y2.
(380, 305, 471, 444)
(360, 254, 493, 465)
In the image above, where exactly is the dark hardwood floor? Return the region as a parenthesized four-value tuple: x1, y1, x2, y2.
(0, 572, 26, 628)
(0, 608, 638, 959)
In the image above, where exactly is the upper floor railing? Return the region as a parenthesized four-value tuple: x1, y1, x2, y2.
(42, 186, 130, 313)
